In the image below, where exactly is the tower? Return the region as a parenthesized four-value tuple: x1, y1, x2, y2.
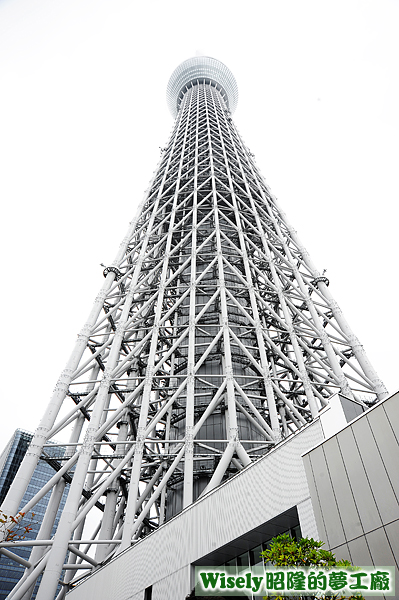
(0, 56, 387, 600)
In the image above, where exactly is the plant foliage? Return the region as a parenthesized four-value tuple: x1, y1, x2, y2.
(0, 509, 34, 542)
(261, 534, 365, 600)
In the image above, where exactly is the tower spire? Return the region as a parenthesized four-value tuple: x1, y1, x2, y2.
(0, 56, 387, 599)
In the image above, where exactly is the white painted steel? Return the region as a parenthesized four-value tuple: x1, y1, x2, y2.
(0, 57, 386, 598)
(66, 420, 324, 600)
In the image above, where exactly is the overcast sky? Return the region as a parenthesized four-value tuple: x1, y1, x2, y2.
(0, 0, 398, 447)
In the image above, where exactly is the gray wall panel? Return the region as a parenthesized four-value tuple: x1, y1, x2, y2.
(322, 437, 363, 540)
(383, 521, 399, 600)
(366, 528, 397, 567)
(308, 447, 346, 548)
(382, 392, 399, 443)
(384, 520, 399, 569)
(304, 393, 399, 590)
(331, 540, 383, 600)
(302, 455, 327, 543)
(336, 428, 382, 533)
(351, 417, 399, 524)
(346, 536, 373, 566)
(331, 543, 351, 563)
(367, 406, 399, 501)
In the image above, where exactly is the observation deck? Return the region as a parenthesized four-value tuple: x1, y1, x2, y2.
(166, 56, 238, 117)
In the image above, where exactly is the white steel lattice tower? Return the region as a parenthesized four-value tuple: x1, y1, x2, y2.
(0, 56, 388, 599)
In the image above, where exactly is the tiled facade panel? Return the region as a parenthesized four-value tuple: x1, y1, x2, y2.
(67, 421, 323, 600)
(304, 392, 399, 578)
(152, 566, 191, 600)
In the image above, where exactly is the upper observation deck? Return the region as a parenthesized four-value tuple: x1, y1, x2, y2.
(166, 56, 238, 118)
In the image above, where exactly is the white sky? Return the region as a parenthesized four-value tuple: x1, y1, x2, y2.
(0, 0, 398, 448)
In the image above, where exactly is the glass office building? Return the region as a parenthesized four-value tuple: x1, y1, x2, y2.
(0, 430, 68, 599)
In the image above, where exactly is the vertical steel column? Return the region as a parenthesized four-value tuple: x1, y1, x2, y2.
(202, 84, 251, 494)
(94, 418, 128, 563)
(183, 83, 200, 508)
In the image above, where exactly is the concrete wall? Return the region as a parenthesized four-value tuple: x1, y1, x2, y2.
(303, 391, 399, 596)
(67, 420, 323, 600)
